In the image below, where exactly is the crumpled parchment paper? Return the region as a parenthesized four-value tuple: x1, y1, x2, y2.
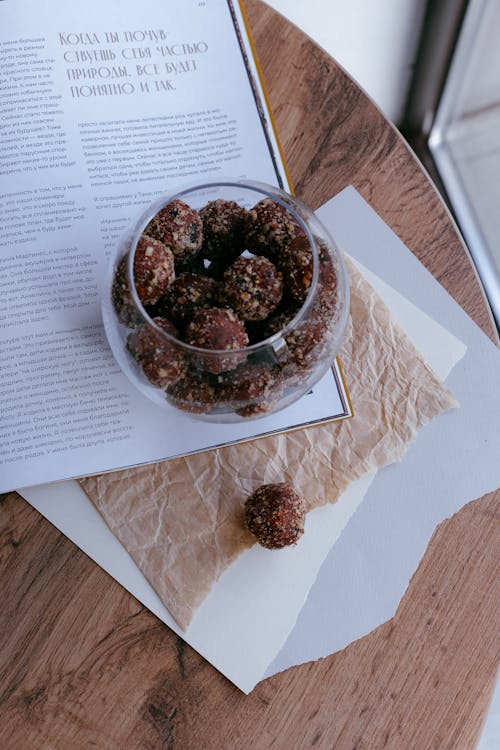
(80, 258, 458, 629)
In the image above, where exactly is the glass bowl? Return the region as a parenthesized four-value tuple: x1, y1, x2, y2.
(102, 180, 350, 422)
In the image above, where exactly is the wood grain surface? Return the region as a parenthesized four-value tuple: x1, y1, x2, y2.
(1, 2, 498, 748)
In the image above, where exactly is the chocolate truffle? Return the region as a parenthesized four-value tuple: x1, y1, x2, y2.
(167, 272, 220, 325)
(133, 235, 176, 306)
(283, 318, 331, 372)
(112, 238, 175, 328)
(200, 199, 247, 263)
(245, 197, 304, 261)
(165, 369, 219, 414)
(144, 199, 203, 265)
(245, 483, 306, 549)
(263, 305, 330, 378)
(112, 254, 140, 328)
(261, 304, 300, 338)
(221, 255, 282, 321)
(217, 361, 283, 417)
(185, 307, 249, 374)
(279, 234, 314, 303)
(127, 317, 185, 388)
(315, 240, 338, 316)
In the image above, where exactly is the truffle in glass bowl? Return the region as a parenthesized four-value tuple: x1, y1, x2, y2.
(102, 180, 350, 422)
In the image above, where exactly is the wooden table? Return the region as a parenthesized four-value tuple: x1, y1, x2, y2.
(1, 2, 498, 748)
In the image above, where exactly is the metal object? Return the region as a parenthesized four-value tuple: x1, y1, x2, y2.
(403, 0, 500, 330)
(428, 0, 500, 327)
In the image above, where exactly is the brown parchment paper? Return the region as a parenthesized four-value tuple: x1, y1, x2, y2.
(80, 258, 458, 630)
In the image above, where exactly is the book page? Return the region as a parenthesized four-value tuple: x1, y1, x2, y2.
(0, 0, 349, 493)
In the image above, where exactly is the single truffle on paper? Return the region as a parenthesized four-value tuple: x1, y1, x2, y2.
(144, 199, 203, 265)
(185, 307, 249, 374)
(221, 255, 282, 321)
(245, 483, 306, 549)
(245, 197, 304, 261)
(127, 317, 186, 388)
(199, 198, 248, 264)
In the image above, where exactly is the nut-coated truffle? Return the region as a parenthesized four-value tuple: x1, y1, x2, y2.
(245, 198, 304, 261)
(112, 238, 175, 328)
(165, 369, 219, 413)
(315, 239, 338, 316)
(263, 304, 331, 378)
(221, 255, 282, 321)
(112, 254, 140, 328)
(127, 317, 185, 388)
(185, 307, 249, 373)
(245, 483, 306, 549)
(144, 199, 203, 265)
(279, 234, 314, 303)
(200, 199, 247, 263)
(133, 235, 176, 306)
(217, 361, 283, 417)
(167, 272, 220, 325)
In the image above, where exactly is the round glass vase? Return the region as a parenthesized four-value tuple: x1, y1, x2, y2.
(102, 180, 350, 422)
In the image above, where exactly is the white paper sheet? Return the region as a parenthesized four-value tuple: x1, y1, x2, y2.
(20, 472, 374, 694)
(266, 187, 500, 678)
(20, 190, 466, 692)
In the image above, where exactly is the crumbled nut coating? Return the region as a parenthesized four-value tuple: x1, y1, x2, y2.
(245, 198, 304, 261)
(245, 483, 306, 549)
(217, 361, 283, 417)
(132, 235, 176, 306)
(112, 254, 141, 328)
(127, 317, 186, 388)
(144, 199, 203, 265)
(165, 369, 219, 413)
(279, 234, 314, 303)
(185, 307, 248, 374)
(263, 304, 331, 377)
(284, 318, 331, 372)
(200, 199, 247, 263)
(315, 239, 338, 316)
(167, 272, 220, 325)
(222, 255, 282, 321)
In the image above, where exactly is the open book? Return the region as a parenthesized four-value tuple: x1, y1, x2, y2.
(0, 0, 350, 493)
